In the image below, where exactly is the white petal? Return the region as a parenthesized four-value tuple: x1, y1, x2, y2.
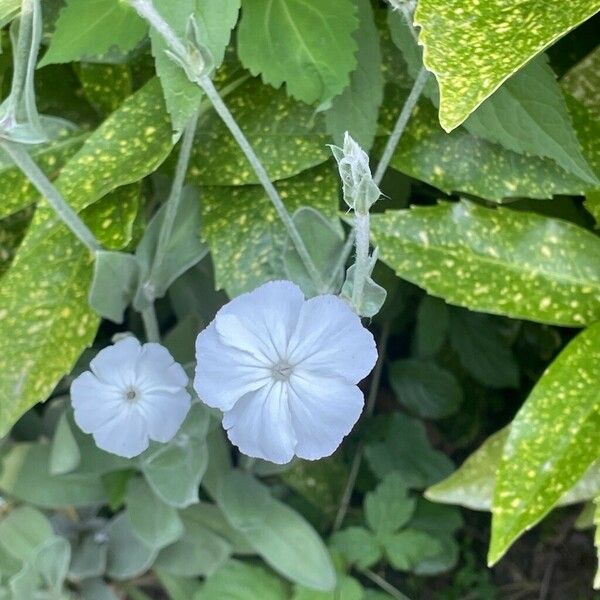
(223, 381, 296, 464)
(288, 372, 364, 461)
(194, 321, 270, 411)
(136, 343, 188, 391)
(90, 337, 142, 388)
(92, 408, 149, 458)
(138, 389, 192, 443)
(71, 371, 124, 433)
(287, 295, 377, 384)
(216, 280, 304, 360)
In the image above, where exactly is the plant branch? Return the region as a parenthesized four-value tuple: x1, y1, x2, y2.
(141, 305, 160, 343)
(363, 569, 412, 600)
(373, 66, 428, 186)
(351, 212, 371, 312)
(332, 322, 390, 532)
(129, 0, 326, 293)
(0, 141, 101, 252)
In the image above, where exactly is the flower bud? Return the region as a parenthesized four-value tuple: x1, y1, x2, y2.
(330, 132, 380, 214)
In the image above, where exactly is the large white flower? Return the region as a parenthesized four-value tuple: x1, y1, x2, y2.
(194, 280, 378, 464)
(71, 337, 191, 458)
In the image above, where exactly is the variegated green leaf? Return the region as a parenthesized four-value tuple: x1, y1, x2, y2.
(202, 163, 339, 297)
(377, 90, 590, 202)
(76, 64, 133, 116)
(0, 208, 33, 278)
(563, 47, 600, 120)
(0, 79, 173, 435)
(414, 0, 600, 131)
(370, 201, 600, 326)
(490, 322, 600, 563)
(190, 76, 330, 186)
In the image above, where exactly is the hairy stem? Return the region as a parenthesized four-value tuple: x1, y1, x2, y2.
(0, 141, 101, 252)
(129, 0, 326, 292)
(141, 305, 161, 343)
(332, 322, 390, 532)
(148, 111, 199, 288)
(373, 66, 428, 186)
(351, 212, 370, 311)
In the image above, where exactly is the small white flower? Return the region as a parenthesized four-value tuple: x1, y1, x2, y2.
(71, 337, 191, 458)
(194, 280, 378, 464)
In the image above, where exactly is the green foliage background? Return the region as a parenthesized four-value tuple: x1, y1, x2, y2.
(0, 0, 598, 598)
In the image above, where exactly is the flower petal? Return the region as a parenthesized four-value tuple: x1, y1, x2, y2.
(138, 389, 192, 443)
(136, 343, 188, 391)
(194, 322, 271, 411)
(223, 381, 296, 464)
(287, 294, 377, 384)
(71, 371, 124, 433)
(216, 280, 304, 360)
(90, 337, 142, 388)
(92, 408, 149, 458)
(288, 372, 364, 461)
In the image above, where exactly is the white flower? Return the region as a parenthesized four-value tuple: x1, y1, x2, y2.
(71, 337, 191, 458)
(194, 280, 378, 464)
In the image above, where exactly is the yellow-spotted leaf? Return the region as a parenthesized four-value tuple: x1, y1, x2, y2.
(202, 163, 339, 297)
(489, 322, 600, 564)
(370, 201, 600, 327)
(0, 79, 174, 435)
(563, 47, 600, 120)
(414, 0, 600, 131)
(0, 208, 33, 278)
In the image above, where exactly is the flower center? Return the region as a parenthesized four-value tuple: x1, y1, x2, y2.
(124, 387, 139, 402)
(272, 361, 294, 382)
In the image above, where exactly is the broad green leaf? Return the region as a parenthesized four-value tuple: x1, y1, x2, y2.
(237, 0, 358, 104)
(325, 0, 383, 149)
(377, 91, 591, 202)
(293, 576, 363, 600)
(126, 478, 184, 550)
(329, 527, 381, 570)
(381, 529, 442, 572)
(69, 535, 108, 580)
(388, 12, 595, 183)
(200, 560, 288, 600)
(151, 0, 240, 134)
(388, 359, 463, 419)
(218, 471, 336, 591)
(365, 472, 416, 536)
(364, 414, 454, 489)
(76, 63, 133, 116)
(154, 508, 231, 577)
(155, 571, 203, 600)
(413, 296, 448, 358)
(40, 0, 148, 66)
(0, 79, 173, 435)
(563, 47, 600, 120)
(414, 0, 600, 131)
(427, 428, 600, 511)
(0, 131, 86, 220)
(283, 207, 344, 297)
(89, 250, 140, 323)
(0, 443, 107, 507)
(8, 561, 39, 600)
(78, 579, 119, 600)
(49, 411, 81, 475)
(340, 264, 387, 319)
(0, 208, 32, 278)
(190, 76, 330, 186)
(0, 507, 53, 562)
(586, 191, 600, 228)
(203, 163, 339, 296)
(134, 186, 207, 309)
(105, 513, 158, 580)
(370, 202, 600, 327)
(449, 310, 519, 389)
(34, 537, 70, 589)
(490, 322, 600, 564)
(0, 0, 18, 27)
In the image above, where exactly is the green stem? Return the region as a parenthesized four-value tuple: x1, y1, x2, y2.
(332, 323, 390, 532)
(128, 0, 326, 293)
(351, 212, 370, 313)
(0, 141, 101, 252)
(363, 569, 412, 600)
(373, 66, 428, 186)
(141, 305, 160, 343)
(148, 111, 199, 288)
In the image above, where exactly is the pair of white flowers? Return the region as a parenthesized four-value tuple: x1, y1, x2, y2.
(72, 282, 377, 464)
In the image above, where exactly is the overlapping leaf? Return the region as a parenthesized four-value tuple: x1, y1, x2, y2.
(414, 0, 600, 130)
(0, 79, 173, 435)
(371, 201, 600, 326)
(490, 322, 600, 563)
